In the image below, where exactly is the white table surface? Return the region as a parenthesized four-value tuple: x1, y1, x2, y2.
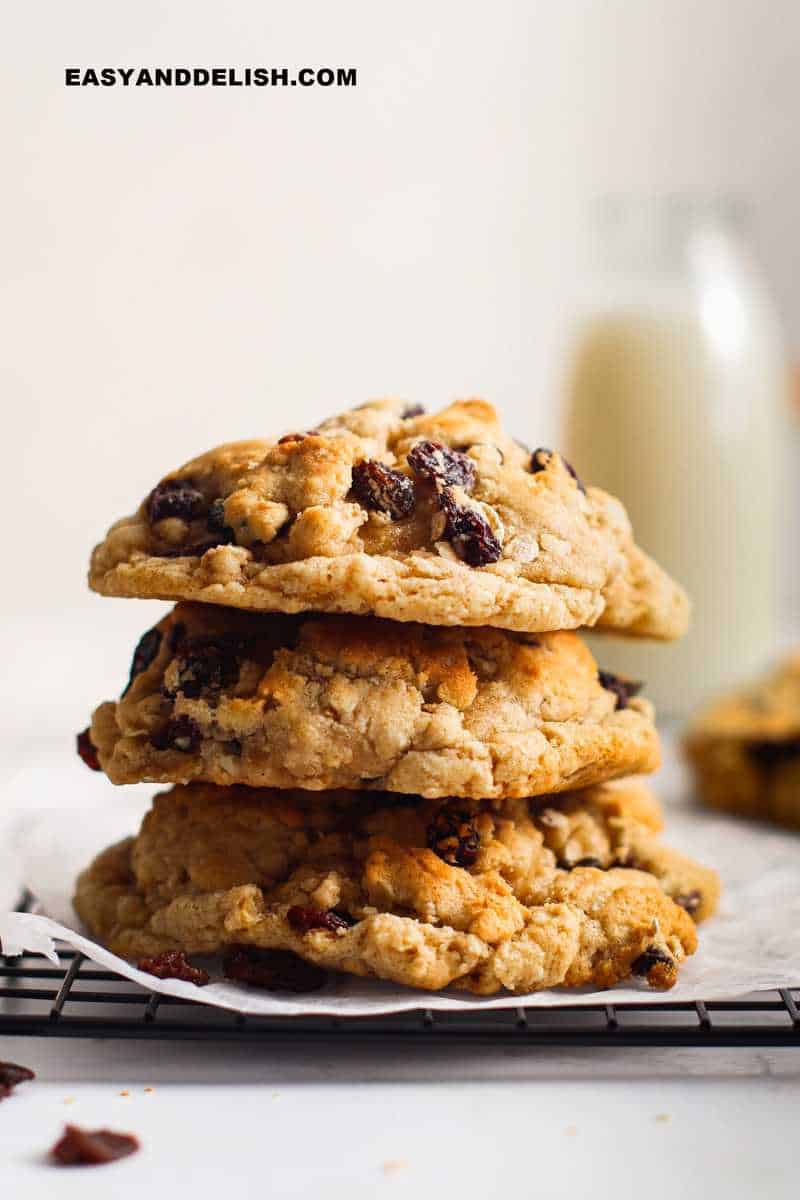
(2, 737, 799, 1196)
(1, 1037, 798, 1196)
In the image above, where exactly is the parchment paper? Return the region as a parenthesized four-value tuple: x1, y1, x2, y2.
(2, 753, 799, 1016)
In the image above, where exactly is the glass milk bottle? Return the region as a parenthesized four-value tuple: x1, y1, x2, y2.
(563, 197, 788, 717)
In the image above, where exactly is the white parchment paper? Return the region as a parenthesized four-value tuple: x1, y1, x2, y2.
(2, 753, 799, 1016)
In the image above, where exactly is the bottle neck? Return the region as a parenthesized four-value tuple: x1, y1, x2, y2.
(591, 194, 750, 279)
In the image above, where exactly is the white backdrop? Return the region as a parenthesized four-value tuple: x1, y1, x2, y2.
(2, 0, 800, 746)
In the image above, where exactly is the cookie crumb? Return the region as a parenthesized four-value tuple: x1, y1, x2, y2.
(655, 1113, 671, 1124)
(143, 1087, 154, 1094)
(118, 1091, 129, 1097)
(382, 1159, 408, 1175)
(565, 1125, 578, 1137)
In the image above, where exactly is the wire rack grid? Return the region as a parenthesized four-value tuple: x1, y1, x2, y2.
(2, 906, 799, 1048)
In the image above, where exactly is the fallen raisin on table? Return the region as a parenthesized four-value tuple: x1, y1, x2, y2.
(0, 1062, 34, 1101)
(631, 947, 677, 989)
(146, 478, 206, 524)
(401, 403, 426, 418)
(137, 950, 209, 986)
(166, 635, 243, 698)
(427, 804, 480, 868)
(529, 447, 586, 494)
(351, 459, 415, 520)
(598, 670, 643, 710)
(407, 440, 476, 491)
(150, 715, 202, 753)
(287, 906, 353, 934)
(51, 1125, 140, 1166)
(674, 890, 702, 917)
(438, 488, 502, 567)
(223, 946, 327, 993)
(121, 627, 162, 697)
(76, 728, 101, 772)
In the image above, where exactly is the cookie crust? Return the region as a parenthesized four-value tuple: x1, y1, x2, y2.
(89, 399, 688, 638)
(87, 605, 660, 798)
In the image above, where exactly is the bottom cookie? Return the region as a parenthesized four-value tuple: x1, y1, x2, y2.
(75, 782, 717, 995)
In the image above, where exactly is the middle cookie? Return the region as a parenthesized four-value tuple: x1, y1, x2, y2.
(87, 604, 659, 798)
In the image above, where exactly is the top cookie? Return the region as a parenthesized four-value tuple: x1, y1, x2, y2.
(89, 398, 688, 638)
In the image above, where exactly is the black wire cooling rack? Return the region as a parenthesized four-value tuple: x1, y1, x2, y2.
(2, 900, 799, 1047)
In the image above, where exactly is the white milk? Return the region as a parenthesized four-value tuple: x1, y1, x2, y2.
(563, 209, 786, 716)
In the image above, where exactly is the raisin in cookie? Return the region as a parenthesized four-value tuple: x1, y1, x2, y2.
(75, 782, 708, 994)
(89, 398, 688, 638)
(686, 651, 800, 829)
(83, 604, 659, 798)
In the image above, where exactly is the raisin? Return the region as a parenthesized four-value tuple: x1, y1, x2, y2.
(207, 497, 226, 530)
(631, 946, 676, 982)
(223, 738, 242, 756)
(137, 950, 209, 986)
(746, 737, 800, 768)
(146, 478, 206, 524)
(351, 460, 415, 520)
(121, 627, 162, 697)
(401, 403, 426, 418)
(51, 1125, 140, 1166)
(674, 890, 702, 917)
(0, 1062, 34, 1102)
(407, 440, 476, 491)
(223, 946, 327, 993)
(206, 498, 236, 546)
(598, 670, 643, 710)
(168, 621, 187, 653)
(427, 803, 480, 868)
(438, 487, 502, 567)
(166, 635, 243, 698)
(76, 728, 101, 772)
(287, 906, 353, 934)
(150, 715, 202, 753)
(529, 447, 585, 494)
(278, 431, 311, 444)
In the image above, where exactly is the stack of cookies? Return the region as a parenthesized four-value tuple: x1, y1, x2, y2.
(75, 399, 718, 995)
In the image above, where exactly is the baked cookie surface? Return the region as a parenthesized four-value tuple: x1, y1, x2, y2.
(686, 652, 800, 828)
(85, 604, 660, 798)
(74, 781, 712, 995)
(89, 398, 688, 638)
